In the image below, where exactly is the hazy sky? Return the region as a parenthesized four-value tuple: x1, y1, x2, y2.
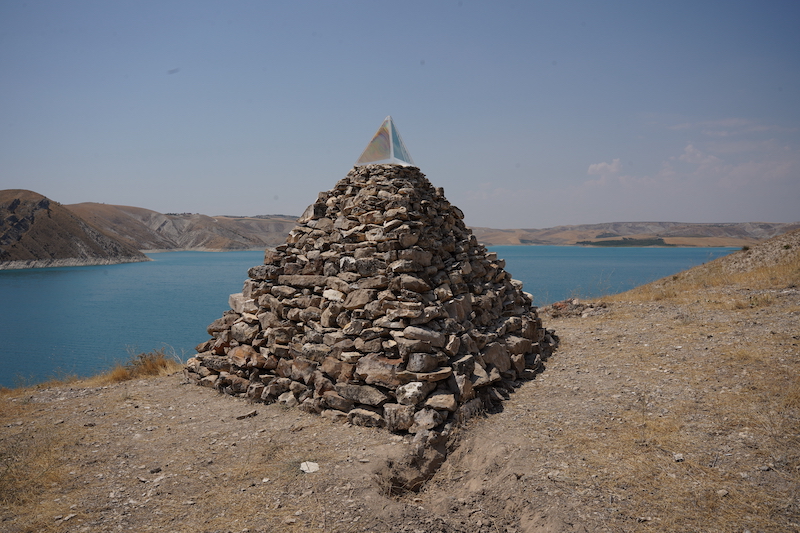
(1, 1, 798, 228)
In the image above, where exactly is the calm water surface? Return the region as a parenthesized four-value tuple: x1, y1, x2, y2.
(0, 246, 734, 387)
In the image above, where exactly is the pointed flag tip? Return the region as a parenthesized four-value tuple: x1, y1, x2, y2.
(355, 116, 414, 166)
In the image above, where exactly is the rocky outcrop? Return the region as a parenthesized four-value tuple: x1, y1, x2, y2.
(0, 190, 149, 269)
(186, 165, 558, 441)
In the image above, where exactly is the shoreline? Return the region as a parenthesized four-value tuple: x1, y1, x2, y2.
(0, 255, 151, 271)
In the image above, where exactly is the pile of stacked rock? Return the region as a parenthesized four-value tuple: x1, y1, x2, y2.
(185, 164, 557, 434)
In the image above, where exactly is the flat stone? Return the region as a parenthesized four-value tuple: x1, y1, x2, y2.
(389, 259, 420, 273)
(335, 383, 389, 406)
(348, 408, 384, 428)
(322, 391, 354, 412)
(358, 275, 389, 290)
(396, 367, 452, 383)
(343, 289, 376, 310)
(323, 289, 345, 302)
(425, 392, 457, 412)
(393, 274, 431, 293)
(277, 274, 328, 288)
(403, 326, 446, 348)
(355, 354, 405, 388)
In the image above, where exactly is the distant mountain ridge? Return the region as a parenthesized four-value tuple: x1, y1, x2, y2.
(0, 190, 148, 269)
(3, 189, 798, 270)
(66, 203, 798, 250)
(470, 221, 800, 247)
(65, 203, 297, 251)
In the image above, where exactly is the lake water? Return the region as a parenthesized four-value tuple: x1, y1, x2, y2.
(0, 246, 734, 388)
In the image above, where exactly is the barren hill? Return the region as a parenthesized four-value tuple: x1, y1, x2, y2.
(0, 190, 148, 269)
(66, 203, 297, 251)
(63, 201, 799, 250)
(471, 221, 800, 247)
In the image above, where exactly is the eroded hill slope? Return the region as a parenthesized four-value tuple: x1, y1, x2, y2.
(0, 190, 148, 269)
(66, 202, 297, 251)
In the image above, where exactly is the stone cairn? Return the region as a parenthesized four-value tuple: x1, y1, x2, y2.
(185, 164, 557, 435)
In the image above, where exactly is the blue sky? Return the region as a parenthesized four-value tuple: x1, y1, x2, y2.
(1, 1, 798, 228)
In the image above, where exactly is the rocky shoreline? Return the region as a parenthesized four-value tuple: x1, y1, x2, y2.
(0, 255, 151, 270)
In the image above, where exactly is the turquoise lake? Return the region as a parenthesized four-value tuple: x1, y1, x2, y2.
(0, 246, 735, 387)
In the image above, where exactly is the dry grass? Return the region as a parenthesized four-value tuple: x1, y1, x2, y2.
(0, 348, 184, 529)
(0, 349, 185, 397)
(553, 345, 800, 531)
(82, 348, 184, 387)
(0, 403, 66, 509)
(539, 232, 800, 531)
(612, 244, 799, 305)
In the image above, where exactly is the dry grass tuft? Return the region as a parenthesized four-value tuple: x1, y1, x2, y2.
(614, 239, 800, 304)
(84, 348, 184, 386)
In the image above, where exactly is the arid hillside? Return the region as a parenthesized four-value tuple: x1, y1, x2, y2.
(66, 202, 297, 251)
(0, 190, 148, 269)
(4, 188, 797, 258)
(471, 221, 800, 247)
(65, 199, 800, 250)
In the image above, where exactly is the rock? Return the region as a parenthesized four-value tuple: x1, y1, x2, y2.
(277, 274, 328, 288)
(348, 408, 384, 427)
(403, 326, 446, 348)
(398, 367, 453, 383)
(323, 288, 345, 302)
(322, 391, 354, 412)
(383, 403, 415, 432)
(278, 391, 298, 408)
(207, 314, 238, 335)
(227, 345, 256, 367)
(343, 289, 376, 310)
(396, 381, 436, 405)
(425, 392, 457, 411)
(335, 383, 389, 406)
(504, 335, 532, 355)
(481, 342, 511, 373)
(452, 373, 475, 401)
(393, 274, 431, 293)
(300, 461, 319, 473)
(235, 409, 258, 420)
(355, 354, 405, 388)
(407, 353, 438, 373)
(409, 408, 443, 433)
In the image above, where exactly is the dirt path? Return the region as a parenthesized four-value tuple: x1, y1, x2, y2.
(3, 286, 798, 532)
